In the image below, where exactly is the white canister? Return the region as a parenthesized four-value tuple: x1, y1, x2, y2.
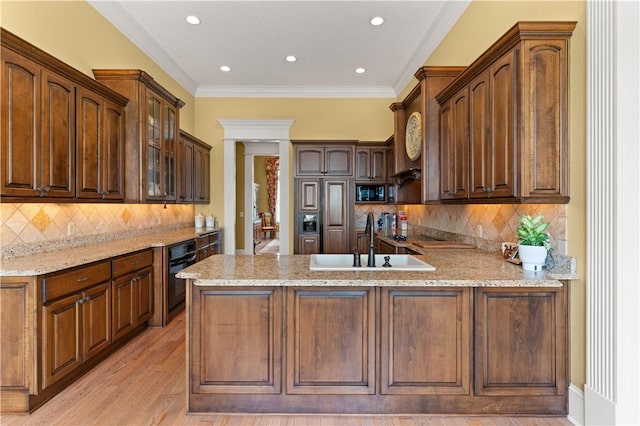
(206, 215, 215, 228)
(195, 214, 204, 229)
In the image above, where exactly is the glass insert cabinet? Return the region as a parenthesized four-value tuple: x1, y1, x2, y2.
(147, 96, 177, 200)
(93, 69, 185, 203)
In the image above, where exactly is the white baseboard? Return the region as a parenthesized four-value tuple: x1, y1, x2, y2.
(568, 383, 585, 425)
(584, 384, 617, 425)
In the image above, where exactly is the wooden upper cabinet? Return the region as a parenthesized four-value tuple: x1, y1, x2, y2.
(390, 67, 464, 204)
(355, 145, 388, 181)
(469, 50, 516, 200)
(1, 49, 74, 199)
(294, 142, 354, 177)
(178, 130, 211, 204)
(1, 29, 128, 202)
(436, 22, 575, 204)
(76, 87, 125, 200)
(93, 69, 185, 203)
(440, 87, 469, 200)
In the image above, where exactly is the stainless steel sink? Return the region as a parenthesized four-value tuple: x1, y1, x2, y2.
(309, 254, 435, 272)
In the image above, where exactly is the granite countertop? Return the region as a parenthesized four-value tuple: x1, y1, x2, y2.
(177, 250, 576, 288)
(0, 227, 222, 276)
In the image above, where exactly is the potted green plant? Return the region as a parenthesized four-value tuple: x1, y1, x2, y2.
(516, 214, 551, 271)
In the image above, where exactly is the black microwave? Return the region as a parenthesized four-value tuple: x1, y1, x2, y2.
(355, 184, 386, 203)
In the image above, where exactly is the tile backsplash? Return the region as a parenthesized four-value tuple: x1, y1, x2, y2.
(355, 203, 567, 255)
(1, 203, 195, 248)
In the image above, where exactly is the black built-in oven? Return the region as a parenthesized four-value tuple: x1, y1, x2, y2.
(167, 240, 196, 314)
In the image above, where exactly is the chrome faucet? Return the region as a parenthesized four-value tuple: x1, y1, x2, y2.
(365, 212, 376, 267)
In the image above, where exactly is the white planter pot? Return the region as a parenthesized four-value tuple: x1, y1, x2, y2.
(518, 244, 547, 271)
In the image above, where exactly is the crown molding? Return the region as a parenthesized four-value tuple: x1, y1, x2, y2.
(197, 85, 396, 99)
(87, 0, 198, 94)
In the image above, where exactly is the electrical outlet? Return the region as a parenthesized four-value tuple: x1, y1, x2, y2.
(476, 224, 483, 238)
(67, 223, 75, 236)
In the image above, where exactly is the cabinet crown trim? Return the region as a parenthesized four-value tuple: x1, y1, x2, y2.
(436, 21, 576, 104)
(92, 69, 185, 108)
(1, 28, 129, 106)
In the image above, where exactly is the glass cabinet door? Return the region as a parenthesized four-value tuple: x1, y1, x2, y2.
(147, 96, 162, 198)
(163, 105, 176, 200)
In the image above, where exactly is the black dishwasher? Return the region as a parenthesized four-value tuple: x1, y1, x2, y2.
(167, 240, 196, 314)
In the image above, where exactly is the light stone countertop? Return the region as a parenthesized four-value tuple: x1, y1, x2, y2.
(0, 227, 221, 276)
(177, 250, 575, 288)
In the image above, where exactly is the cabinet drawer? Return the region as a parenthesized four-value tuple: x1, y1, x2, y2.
(112, 250, 153, 278)
(43, 261, 111, 303)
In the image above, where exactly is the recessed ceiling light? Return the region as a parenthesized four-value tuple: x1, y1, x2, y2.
(286, 55, 297, 62)
(220, 65, 231, 72)
(370, 16, 384, 26)
(355, 67, 366, 74)
(186, 15, 200, 25)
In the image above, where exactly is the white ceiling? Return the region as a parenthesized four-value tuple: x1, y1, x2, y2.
(89, 0, 470, 98)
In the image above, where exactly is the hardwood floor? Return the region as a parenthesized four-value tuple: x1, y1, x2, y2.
(0, 313, 572, 426)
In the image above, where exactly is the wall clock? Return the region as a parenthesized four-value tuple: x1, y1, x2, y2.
(405, 111, 422, 161)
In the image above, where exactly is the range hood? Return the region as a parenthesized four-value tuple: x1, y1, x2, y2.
(391, 168, 421, 188)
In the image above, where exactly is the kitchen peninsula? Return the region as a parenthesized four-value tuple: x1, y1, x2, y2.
(179, 251, 576, 415)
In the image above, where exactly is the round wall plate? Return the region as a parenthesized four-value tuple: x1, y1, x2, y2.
(405, 111, 422, 161)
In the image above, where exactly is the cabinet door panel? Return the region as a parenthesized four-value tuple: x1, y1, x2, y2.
(475, 287, 566, 396)
(103, 101, 125, 199)
(440, 88, 468, 200)
(287, 288, 375, 394)
(41, 69, 74, 198)
(469, 72, 490, 198)
(299, 180, 319, 211)
(112, 276, 134, 341)
(179, 140, 195, 202)
(298, 235, 319, 254)
(355, 149, 370, 180)
(488, 51, 516, 198)
(42, 293, 82, 389)
(370, 149, 386, 181)
(295, 147, 324, 176)
(381, 288, 470, 395)
(322, 179, 349, 254)
(82, 282, 111, 361)
(135, 268, 154, 324)
(191, 288, 282, 394)
(521, 40, 568, 198)
(1, 50, 39, 197)
(324, 147, 353, 176)
(76, 88, 102, 198)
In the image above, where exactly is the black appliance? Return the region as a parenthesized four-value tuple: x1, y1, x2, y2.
(355, 184, 386, 202)
(167, 240, 196, 315)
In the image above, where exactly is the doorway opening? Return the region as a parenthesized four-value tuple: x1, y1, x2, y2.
(219, 118, 293, 255)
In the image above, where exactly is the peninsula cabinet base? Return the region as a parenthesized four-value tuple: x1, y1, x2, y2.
(188, 394, 567, 415)
(188, 284, 568, 415)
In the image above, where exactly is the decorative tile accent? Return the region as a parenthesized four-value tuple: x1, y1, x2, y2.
(31, 208, 52, 232)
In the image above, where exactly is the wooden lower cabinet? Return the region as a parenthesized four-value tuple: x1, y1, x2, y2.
(297, 235, 319, 254)
(474, 286, 567, 397)
(190, 287, 282, 395)
(112, 266, 153, 341)
(380, 287, 471, 395)
(287, 287, 376, 395)
(42, 281, 111, 389)
(189, 284, 569, 415)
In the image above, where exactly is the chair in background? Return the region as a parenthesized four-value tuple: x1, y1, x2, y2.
(260, 212, 275, 239)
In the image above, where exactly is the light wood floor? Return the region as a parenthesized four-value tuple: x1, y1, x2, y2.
(0, 312, 571, 426)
